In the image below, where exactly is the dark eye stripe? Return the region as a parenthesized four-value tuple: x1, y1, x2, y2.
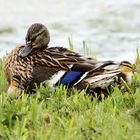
(30, 30, 45, 42)
(30, 36, 36, 42)
(122, 63, 132, 68)
(36, 29, 45, 36)
(12, 78, 20, 83)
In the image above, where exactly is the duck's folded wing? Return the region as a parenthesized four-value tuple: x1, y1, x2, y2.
(49, 61, 120, 87)
(84, 70, 121, 88)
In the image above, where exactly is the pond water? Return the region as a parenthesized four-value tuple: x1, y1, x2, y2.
(0, 0, 140, 62)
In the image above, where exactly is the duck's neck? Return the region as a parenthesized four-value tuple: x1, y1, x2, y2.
(36, 46, 48, 52)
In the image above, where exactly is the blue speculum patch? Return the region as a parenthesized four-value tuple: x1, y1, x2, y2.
(56, 71, 85, 86)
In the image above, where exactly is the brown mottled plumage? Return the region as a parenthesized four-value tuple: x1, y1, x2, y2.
(4, 23, 135, 97)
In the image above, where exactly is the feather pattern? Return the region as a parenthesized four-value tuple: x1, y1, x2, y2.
(5, 46, 134, 94)
(4, 23, 135, 96)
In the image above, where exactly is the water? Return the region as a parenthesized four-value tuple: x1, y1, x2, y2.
(0, 0, 140, 62)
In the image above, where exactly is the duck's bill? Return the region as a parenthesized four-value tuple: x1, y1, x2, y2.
(18, 43, 32, 57)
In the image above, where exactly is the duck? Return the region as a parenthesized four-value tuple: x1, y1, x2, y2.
(4, 23, 135, 97)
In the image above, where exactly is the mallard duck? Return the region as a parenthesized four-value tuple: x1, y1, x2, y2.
(4, 23, 135, 97)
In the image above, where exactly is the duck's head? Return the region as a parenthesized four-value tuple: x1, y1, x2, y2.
(119, 61, 136, 83)
(119, 61, 136, 73)
(19, 23, 50, 57)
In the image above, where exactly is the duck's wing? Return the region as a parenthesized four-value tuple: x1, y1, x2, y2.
(84, 70, 121, 89)
(48, 47, 81, 57)
(79, 61, 122, 89)
(33, 46, 112, 71)
(46, 61, 120, 87)
(46, 47, 100, 64)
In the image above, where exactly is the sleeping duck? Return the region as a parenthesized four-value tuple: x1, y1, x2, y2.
(4, 23, 135, 97)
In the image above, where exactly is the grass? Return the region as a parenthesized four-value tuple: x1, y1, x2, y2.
(1, 47, 140, 139)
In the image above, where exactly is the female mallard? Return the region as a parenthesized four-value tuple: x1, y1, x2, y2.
(4, 23, 135, 97)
